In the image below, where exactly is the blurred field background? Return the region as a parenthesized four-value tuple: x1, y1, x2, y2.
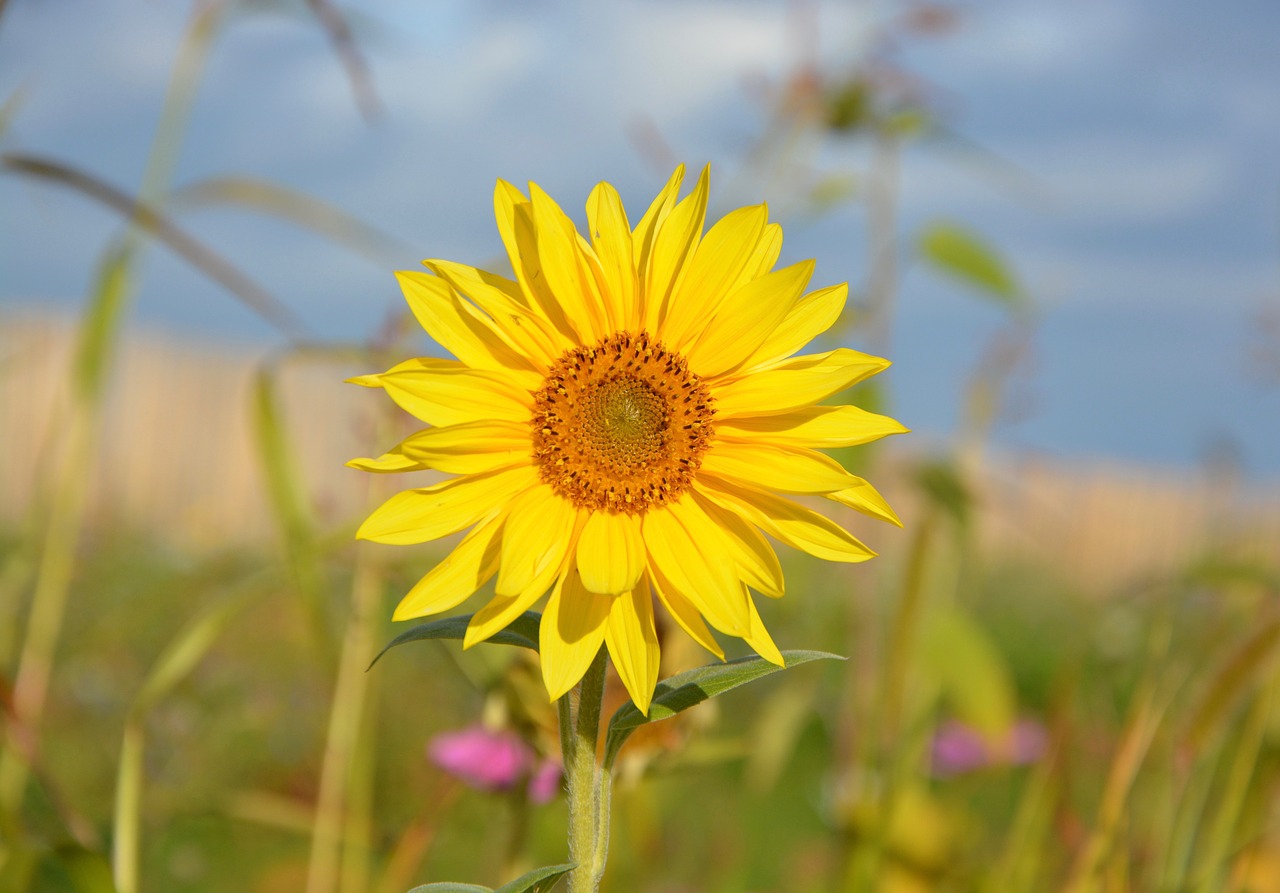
(3, 2, 1280, 893)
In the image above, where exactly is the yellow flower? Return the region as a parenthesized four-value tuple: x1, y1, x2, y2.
(350, 166, 907, 714)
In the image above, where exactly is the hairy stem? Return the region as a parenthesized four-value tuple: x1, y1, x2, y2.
(564, 649, 609, 893)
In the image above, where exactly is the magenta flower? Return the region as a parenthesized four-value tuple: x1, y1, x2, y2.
(931, 718, 1048, 777)
(428, 725, 562, 802)
(527, 758, 564, 805)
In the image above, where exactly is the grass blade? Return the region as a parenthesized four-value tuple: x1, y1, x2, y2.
(170, 175, 413, 262)
(1, 153, 306, 338)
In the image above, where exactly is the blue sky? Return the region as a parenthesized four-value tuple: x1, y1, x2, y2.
(2, 0, 1278, 475)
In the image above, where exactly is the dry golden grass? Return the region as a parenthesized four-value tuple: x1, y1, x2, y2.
(3, 310, 1277, 589)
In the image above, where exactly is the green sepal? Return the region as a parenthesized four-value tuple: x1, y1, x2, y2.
(370, 611, 542, 669)
(494, 862, 575, 892)
(603, 650, 843, 768)
(406, 862, 574, 893)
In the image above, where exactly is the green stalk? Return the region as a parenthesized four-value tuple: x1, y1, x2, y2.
(564, 648, 609, 893)
(0, 403, 95, 815)
(339, 716, 376, 893)
(305, 547, 381, 893)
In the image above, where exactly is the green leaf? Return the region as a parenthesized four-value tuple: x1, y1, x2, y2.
(370, 611, 542, 669)
(402, 861, 575, 893)
(73, 243, 133, 403)
(493, 862, 575, 893)
(920, 605, 1016, 738)
(918, 221, 1023, 308)
(604, 650, 843, 767)
(51, 845, 116, 893)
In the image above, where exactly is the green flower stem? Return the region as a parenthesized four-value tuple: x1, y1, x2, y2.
(563, 648, 609, 893)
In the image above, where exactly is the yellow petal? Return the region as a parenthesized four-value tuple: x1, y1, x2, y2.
(356, 466, 536, 545)
(494, 180, 578, 342)
(701, 441, 858, 494)
(660, 204, 768, 349)
(632, 164, 685, 280)
(691, 492, 784, 598)
(347, 372, 384, 388)
(395, 270, 542, 388)
(743, 592, 785, 667)
(736, 222, 783, 287)
(604, 581, 661, 715)
(392, 512, 505, 621)
(529, 182, 609, 342)
(649, 568, 724, 660)
(697, 477, 876, 564)
(539, 567, 611, 701)
(743, 283, 848, 370)
(496, 485, 579, 596)
(587, 181, 638, 331)
(642, 497, 749, 635)
(463, 594, 535, 649)
(465, 513, 580, 648)
(576, 511, 645, 594)
(397, 420, 531, 475)
(827, 477, 903, 527)
(379, 359, 532, 427)
(685, 259, 814, 378)
(713, 348, 890, 419)
(424, 258, 564, 366)
(642, 165, 708, 332)
(346, 447, 428, 474)
(717, 404, 909, 448)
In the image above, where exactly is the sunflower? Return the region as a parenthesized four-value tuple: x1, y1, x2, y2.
(350, 165, 906, 714)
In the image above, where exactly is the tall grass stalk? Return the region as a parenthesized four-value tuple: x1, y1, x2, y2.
(1188, 678, 1274, 892)
(1061, 644, 1169, 893)
(986, 742, 1061, 893)
(0, 2, 223, 834)
(253, 366, 337, 668)
(0, 248, 130, 818)
(305, 537, 382, 893)
(111, 583, 259, 893)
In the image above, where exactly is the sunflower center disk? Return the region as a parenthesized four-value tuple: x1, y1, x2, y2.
(532, 331, 715, 514)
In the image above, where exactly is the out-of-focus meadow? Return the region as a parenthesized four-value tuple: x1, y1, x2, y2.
(2, 3, 1280, 893)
